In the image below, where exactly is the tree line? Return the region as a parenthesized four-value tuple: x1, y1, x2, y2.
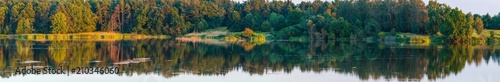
(0, 0, 500, 41)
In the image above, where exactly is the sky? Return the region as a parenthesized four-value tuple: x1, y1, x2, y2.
(421, 0, 500, 15)
(235, 0, 500, 15)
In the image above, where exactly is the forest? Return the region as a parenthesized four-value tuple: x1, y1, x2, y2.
(1, 0, 500, 43)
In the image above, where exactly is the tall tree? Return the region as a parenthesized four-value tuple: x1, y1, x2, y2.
(167, 7, 190, 35)
(426, 0, 447, 35)
(242, 13, 257, 30)
(466, 12, 474, 30)
(95, 0, 111, 31)
(269, 13, 285, 31)
(440, 8, 472, 43)
(51, 12, 68, 34)
(227, 11, 242, 31)
(0, 6, 8, 34)
(473, 17, 484, 34)
(16, 2, 35, 34)
(9, 2, 25, 34)
(492, 13, 500, 30)
(364, 18, 381, 36)
(409, 0, 429, 34)
(196, 19, 208, 32)
(107, 4, 121, 32)
(286, 8, 304, 26)
(65, 0, 97, 33)
(132, 6, 149, 34)
(329, 17, 352, 38)
(34, 0, 51, 33)
(482, 13, 493, 29)
(261, 20, 271, 32)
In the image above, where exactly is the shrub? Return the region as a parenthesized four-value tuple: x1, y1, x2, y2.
(252, 34, 266, 44)
(277, 26, 300, 39)
(490, 31, 495, 38)
(242, 28, 254, 37)
(225, 36, 238, 42)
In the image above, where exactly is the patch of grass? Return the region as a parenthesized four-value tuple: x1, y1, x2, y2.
(204, 27, 228, 32)
(185, 27, 228, 37)
(481, 29, 500, 38)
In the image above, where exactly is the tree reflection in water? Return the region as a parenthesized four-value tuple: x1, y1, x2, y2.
(0, 39, 498, 81)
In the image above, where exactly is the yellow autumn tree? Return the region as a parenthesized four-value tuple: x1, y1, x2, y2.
(242, 28, 254, 37)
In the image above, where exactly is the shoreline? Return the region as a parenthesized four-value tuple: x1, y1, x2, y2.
(0, 32, 169, 41)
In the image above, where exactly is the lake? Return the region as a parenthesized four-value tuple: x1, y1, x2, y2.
(0, 39, 499, 82)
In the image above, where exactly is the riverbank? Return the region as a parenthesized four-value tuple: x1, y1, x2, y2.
(175, 27, 267, 45)
(0, 32, 169, 41)
(376, 29, 500, 45)
(174, 27, 500, 46)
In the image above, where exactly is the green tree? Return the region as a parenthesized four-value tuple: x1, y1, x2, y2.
(286, 9, 304, 26)
(65, 1, 97, 33)
(466, 12, 475, 32)
(151, 4, 167, 35)
(51, 12, 68, 34)
(409, 0, 429, 34)
(261, 21, 271, 32)
(482, 13, 492, 29)
(329, 17, 352, 38)
(10, 2, 25, 34)
(16, 19, 35, 34)
(277, 26, 301, 39)
(227, 11, 242, 32)
(473, 17, 484, 34)
(440, 8, 472, 43)
(364, 18, 381, 36)
(196, 19, 208, 32)
(426, 0, 446, 35)
(34, 0, 51, 33)
(0, 6, 8, 34)
(16, 2, 35, 34)
(269, 13, 285, 31)
(95, 0, 111, 31)
(132, 6, 148, 34)
(242, 13, 257, 30)
(492, 13, 500, 30)
(168, 7, 191, 35)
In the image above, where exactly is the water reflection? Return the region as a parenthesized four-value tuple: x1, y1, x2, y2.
(0, 39, 498, 81)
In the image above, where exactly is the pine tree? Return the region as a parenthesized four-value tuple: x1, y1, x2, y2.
(34, 0, 51, 33)
(96, 0, 111, 31)
(107, 4, 121, 32)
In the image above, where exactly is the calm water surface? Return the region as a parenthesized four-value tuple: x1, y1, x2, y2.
(0, 39, 498, 82)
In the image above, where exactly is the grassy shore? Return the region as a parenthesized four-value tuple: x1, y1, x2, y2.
(0, 32, 169, 41)
(376, 29, 500, 45)
(175, 27, 500, 45)
(177, 27, 267, 44)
